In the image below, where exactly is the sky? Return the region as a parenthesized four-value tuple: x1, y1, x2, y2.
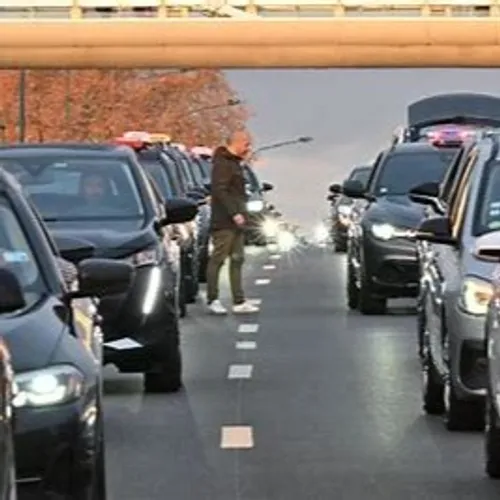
(225, 69, 500, 229)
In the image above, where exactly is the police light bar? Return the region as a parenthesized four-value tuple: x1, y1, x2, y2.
(149, 133, 172, 144)
(425, 127, 476, 146)
(114, 136, 150, 150)
(122, 131, 152, 142)
(172, 143, 187, 152)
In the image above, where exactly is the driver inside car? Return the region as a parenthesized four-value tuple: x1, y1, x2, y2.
(79, 171, 113, 206)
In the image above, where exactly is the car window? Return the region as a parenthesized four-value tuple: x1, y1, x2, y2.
(193, 157, 211, 182)
(349, 168, 371, 187)
(186, 156, 205, 186)
(0, 156, 145, 223)
(243, 165, 260, 192)
(140, 158, 175, 199)
(473, 161, 500, 236)
(0, 195, 46, 310)
(440, 146, 466, 203)
(444, 148, 477, 208)
(373, 150, 457, 196)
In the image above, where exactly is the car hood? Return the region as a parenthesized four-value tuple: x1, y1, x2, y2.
(0, 297, 65, 373)
(49, 226, 158, 260)
(364, 195, 426, 228)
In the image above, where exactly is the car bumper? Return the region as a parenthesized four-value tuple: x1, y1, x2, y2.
(447, 303, 487, 400)
(98, 263, 178, 371)
(363, 235, 419, 298)
(16, 394, 98, 496)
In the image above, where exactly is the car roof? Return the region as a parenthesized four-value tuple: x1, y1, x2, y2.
(388, 142, 456, 154)
(0, 143, 133, 158)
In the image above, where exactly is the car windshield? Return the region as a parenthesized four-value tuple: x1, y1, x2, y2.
(187, 156, 206, 186)
(243, 165, 261, 192)
(474, 162, 500, 236)
(373, 150, 457, 196)
(0, 195, 46, 311)
(195, 157, 211, 182)
(350, 167, 371, 188)
(164, 150, 190, 192)
(140, 158, 175, 199)
(0, 155, 145, 225)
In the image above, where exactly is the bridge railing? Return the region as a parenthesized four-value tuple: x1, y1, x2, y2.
(0, 0, 499, 17)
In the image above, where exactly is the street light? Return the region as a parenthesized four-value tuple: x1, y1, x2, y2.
(182, 98, 242, 119)
(250, 136, 313, 160)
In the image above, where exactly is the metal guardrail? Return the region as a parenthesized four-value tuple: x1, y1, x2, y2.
(0, 0, 498, 17)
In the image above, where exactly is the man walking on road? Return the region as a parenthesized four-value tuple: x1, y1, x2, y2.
(206, 130, 260, 315)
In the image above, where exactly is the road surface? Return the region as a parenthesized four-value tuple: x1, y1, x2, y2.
(103, 244, 500, 500)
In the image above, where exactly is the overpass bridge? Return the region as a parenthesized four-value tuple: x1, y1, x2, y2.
(2, 0, 500, 68)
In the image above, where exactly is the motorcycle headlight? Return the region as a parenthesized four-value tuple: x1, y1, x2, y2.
(124, 246, 160, 267)
(337, 205, 352, 216)
(13, 365, 84, 408)
(370, 223, 402, 241)
(458, 276, 493, 316)
(262, 218, 279, 238)
(247, 200, 264, 212)
(314, 223, 329, 242)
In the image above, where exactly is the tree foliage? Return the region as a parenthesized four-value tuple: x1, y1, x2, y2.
(0, 69, 249, 146)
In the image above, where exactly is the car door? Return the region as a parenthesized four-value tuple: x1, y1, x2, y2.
(428, 153, 476, 372)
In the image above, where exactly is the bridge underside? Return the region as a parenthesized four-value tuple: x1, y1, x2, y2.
(3, 17, 500, 68)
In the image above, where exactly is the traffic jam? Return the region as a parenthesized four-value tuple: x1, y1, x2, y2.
(0, 131, 290, 500)
(325, 92, 500, 482)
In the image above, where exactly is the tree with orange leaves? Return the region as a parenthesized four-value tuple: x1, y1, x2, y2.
(0, 69, 249, 146)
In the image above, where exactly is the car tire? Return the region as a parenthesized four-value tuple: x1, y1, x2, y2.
(443, 377, 485, 431)
(347, 262, 358, 310)
(421, 348, 445, 415)
(358, 267, 386, 315)
(144, 333, 182, 394)
(486, 394, 500, 478)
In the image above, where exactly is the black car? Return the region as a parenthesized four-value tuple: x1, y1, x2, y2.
(0, 167, 134, 499)
(328, 165, 371, 252)
(0, 144, 198, 394)
(344, 142, 458, 314)
(0, 336, 16, 500)
(120, 141, 202, 315)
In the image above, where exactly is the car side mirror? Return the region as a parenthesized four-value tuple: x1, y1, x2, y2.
(327, 194, 336, 202)
(52, 234, 95, 265)
(71, 258, 135, 299)
(329, 183, 342, 194)
(0, 268, 26, 313)
(409, 182, 440, 208)
(342, 180, 366, 199)
(415, 216, 456, 245)
(473, 231, 500, 262)
(164, 197, 198, 224)
(262, 181, 274, 192)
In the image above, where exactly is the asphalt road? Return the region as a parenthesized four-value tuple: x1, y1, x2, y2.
(103, 243, 500, 500)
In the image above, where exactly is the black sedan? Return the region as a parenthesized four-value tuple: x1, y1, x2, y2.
(0, 167, 133, 499)
(0, 335, 16, 500)
(0, 144, 198, 394)
(328, 165, 371, 252)
(344, 142, 458, 314)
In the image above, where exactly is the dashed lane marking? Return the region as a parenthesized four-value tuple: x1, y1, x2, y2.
(269, 254, 281, 260)
(228, 364, 253, 379)
(236, 340, 257, 350)
(238, 323, 260, 334)
(220, 426, 254, 449)
(255, 278, 271, 285)
(262, 264, 276, 270)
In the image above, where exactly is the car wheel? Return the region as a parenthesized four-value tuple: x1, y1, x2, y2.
(486, 393, 500, 478)
(346, 262, 358, 310)
(421, 346, 444, 415)
(358, 267, 386, 315)
(443, 377, 485, 431)
(144, 333, 182, 393)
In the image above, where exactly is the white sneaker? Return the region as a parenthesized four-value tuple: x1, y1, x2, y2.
(208, 299, 228, 315)
(232, 301, 260, 314)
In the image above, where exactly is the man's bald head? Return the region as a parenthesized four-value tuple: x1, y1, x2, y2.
(227, 129, 252, 159)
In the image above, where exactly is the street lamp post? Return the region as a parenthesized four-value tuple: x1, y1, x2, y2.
(250, 136, 313, 160)
(181, 98, 242, 120)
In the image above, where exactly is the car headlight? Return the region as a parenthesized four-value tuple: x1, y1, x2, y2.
(458, 276, 493, 316)
(337, 205, 352, 216)
(247, 200, 264, 212)
(262, 218, 279, 238)
(370, 223, 402, 241)
(124, 246, 160, 267)
(314, 223, 329, 242)
(12, 365, 84, 408)
(278, 230, 296, 251)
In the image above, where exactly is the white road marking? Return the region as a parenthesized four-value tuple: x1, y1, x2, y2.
(228, 364, 253, 379)
(236, 340, 257, 350)
(263, 264, 276, 270)
(104, 338, 142, 350)
(220, 426, 254, 449)
(255, 278, 271, 285)
(269, 254, 282, 260)
(248, 298, 262, 305)
(238, 323, 260, 334)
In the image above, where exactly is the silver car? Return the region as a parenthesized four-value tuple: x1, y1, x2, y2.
(416, 135, 500, 431)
